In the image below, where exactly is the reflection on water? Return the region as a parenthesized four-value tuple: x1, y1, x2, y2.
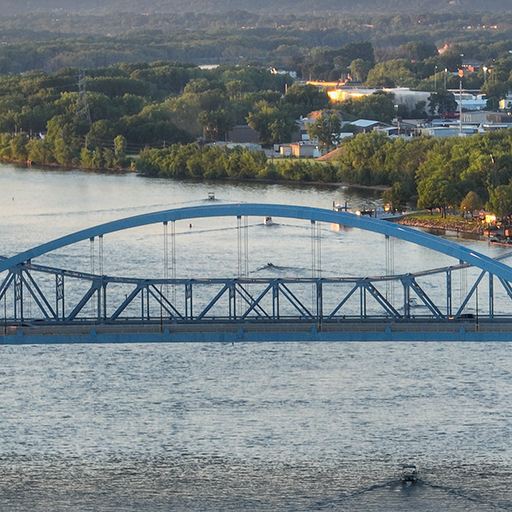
(0, 341, 511, 511)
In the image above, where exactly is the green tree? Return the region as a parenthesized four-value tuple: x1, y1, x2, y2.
(9, 133, 29, 160)
(460, 190, 483, 218)
(382, 182, 406, 213)
(482, 81, 510, 110)
(336, 132, 390, 186)
(282, 84, 330, 118)
(103, 148, 116, 168)
(306, 114, 341, 153)
(336, 93, 396, 124)
(398, 41, 439, 61)
(54, 137, 75, 165)
(417, 173, 461, 217)
(487, 181, 512, 223)
(114, 135, 127, 158)
(428, 91, 458, 114)
(87, 119, 116, 148)
(247, 102, 296, 145)
(26, 138, 54, 163)
(197, 109, 235, 142)
(349, 59, 373, 83)
(365, 60, 417, 88)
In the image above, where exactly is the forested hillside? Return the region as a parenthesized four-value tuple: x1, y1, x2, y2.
(0, 11, 511, 73)
(0, 0, 510, 15)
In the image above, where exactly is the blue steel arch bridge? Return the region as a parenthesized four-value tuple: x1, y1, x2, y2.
(2, 203, 512, 343)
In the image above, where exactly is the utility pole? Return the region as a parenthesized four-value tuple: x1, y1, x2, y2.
(459, 69, 463, 135)
(76, 69, 92, 125)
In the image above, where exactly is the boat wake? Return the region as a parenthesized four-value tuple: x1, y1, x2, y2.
(252, 263, 310, 273)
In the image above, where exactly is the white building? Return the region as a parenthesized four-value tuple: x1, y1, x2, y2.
(328, 87, 430, 110)
(451, 92, 487, 111)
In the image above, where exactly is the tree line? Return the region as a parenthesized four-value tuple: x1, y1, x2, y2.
(132, 128, 512, 222)
(136, 144, 337, 182)
(333, 130, 512, 218)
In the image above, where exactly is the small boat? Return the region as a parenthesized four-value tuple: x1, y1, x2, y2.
(264, 216, 274, 225)
(401, 464, 419, 483)
(333, 200, 350, 212)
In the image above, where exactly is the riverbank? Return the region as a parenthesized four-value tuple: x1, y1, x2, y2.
(395, 213, 484, 234)
(3, 158, 392, 193)
(2, 158, 134, 173)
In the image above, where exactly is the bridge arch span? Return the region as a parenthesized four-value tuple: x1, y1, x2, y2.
(1, 203, 511, 282)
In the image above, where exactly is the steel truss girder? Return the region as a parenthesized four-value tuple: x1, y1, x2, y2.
(109, 285, 143, 322)
(405, 277, 445, 320)
(0, 272, 14, 302)
(21, 269, 57, 320)
(1, 261, 512, 325)
(326, 283, 358, 320)
(65, 280, 103, 322)
(453, 270, 486, 320)
(147, 284, 184, 321)
(236, 283, 269, 320)
(363, 281, 401, 319)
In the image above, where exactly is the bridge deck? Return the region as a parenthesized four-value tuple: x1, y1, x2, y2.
(2, 320, 512, 343)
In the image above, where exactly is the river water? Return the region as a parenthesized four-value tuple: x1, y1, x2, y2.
(1, 164, 512, 511)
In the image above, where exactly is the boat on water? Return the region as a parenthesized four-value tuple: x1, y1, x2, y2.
(401, 464, 419, 483)
(333, 200, 350, 212)
(355, 207, 405, 220)
(489, 236, 512, 245)
(332, 201, 352, 231)
(333, 201, 405, 220)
